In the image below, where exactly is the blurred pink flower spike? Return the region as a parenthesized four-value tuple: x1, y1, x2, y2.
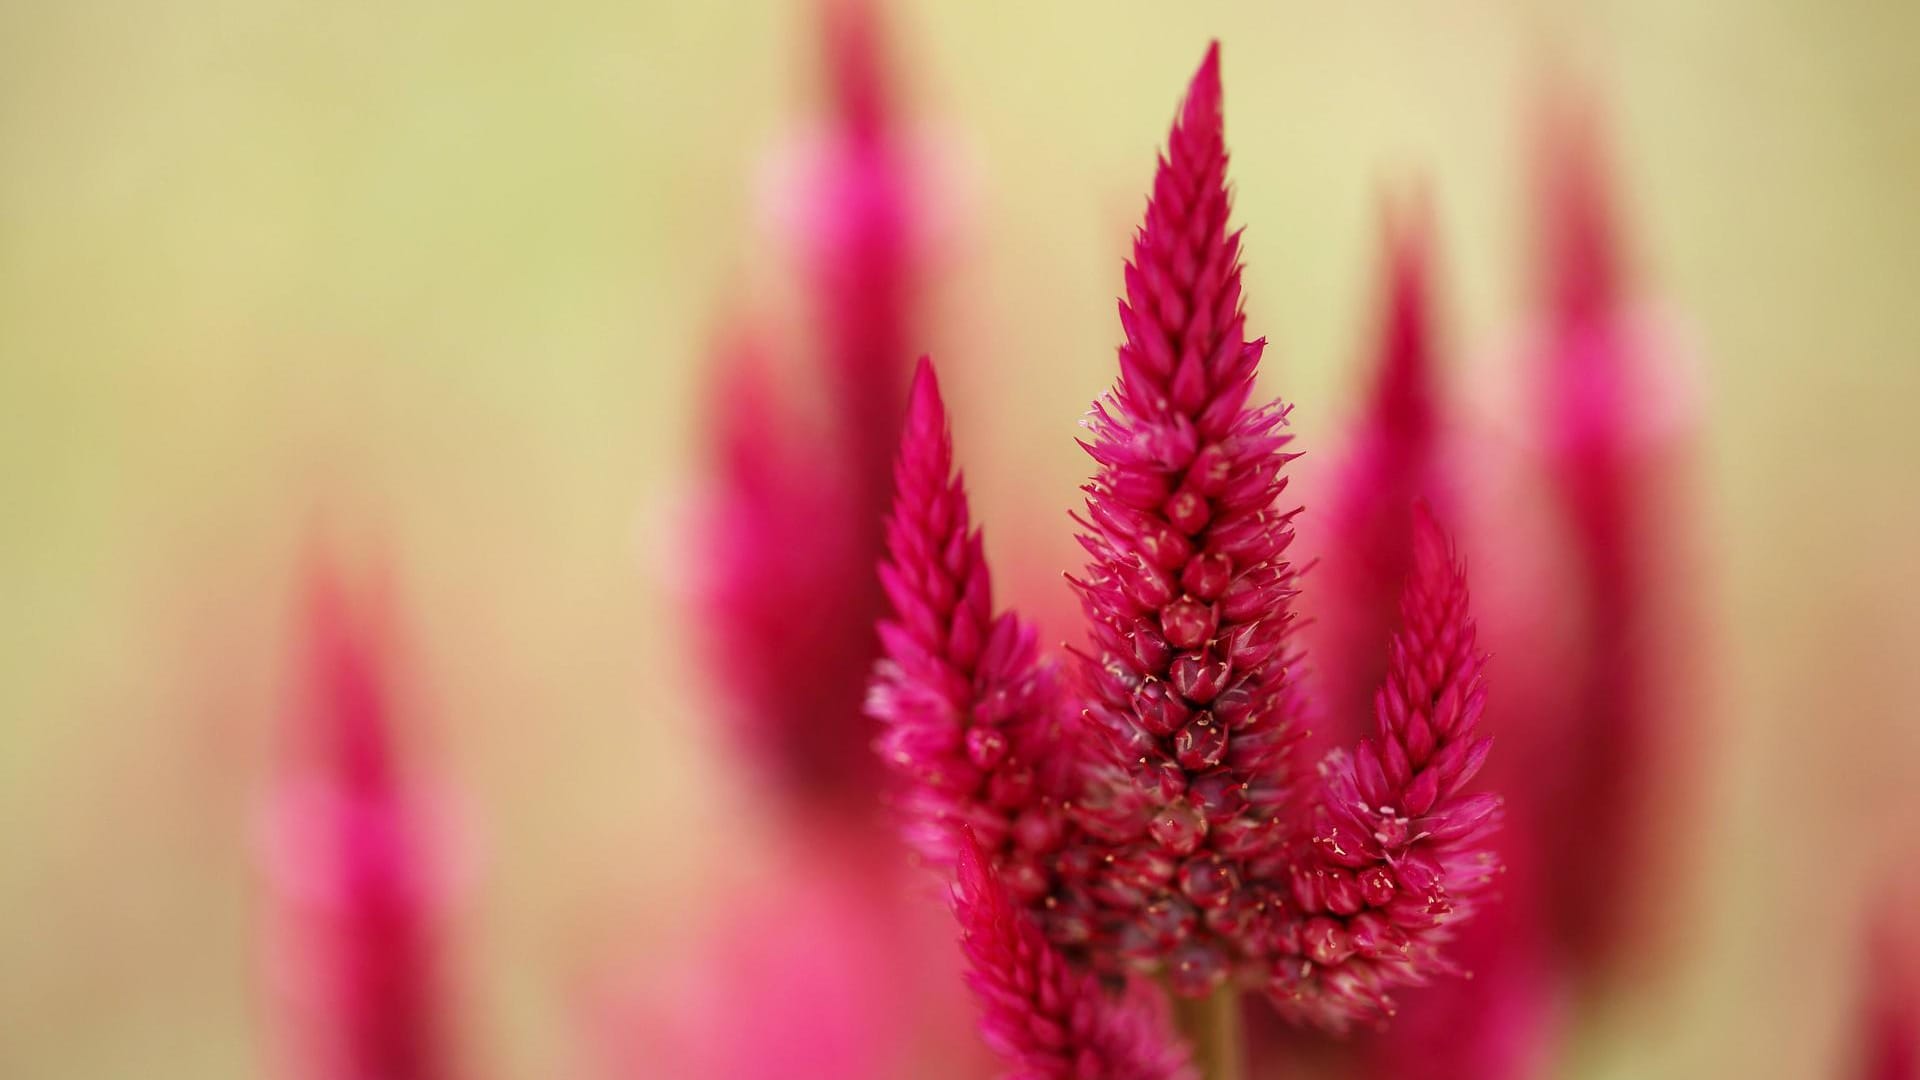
(697, 329, 883, 812)
(696, 0, 931, 818)
(951, 831, 1197, 1080)
(1268, 504, 1503, 1030)
(260, 557, 466, 1080)
(1308, 194, 1452, 755)
(1527, 90, 1706, 980)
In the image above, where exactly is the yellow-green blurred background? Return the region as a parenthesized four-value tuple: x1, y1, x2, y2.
(2, 1, 1916, 1076)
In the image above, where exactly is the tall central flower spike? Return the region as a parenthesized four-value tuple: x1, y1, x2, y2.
(951, 832, 1196, 1080)
(1268, 506, 1501, 1029)
(1070, 42, 1306, 997)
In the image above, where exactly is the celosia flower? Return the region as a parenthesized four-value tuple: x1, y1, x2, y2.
(1267, 505, 1501, 1029)
(1305, 201, 1451, 756)
(868, 43, 1504, 1065)
(1067, 41, 1308, 999)
(1520, 94, 1703, 977)
(260, 561, 457, 1080)
(695, 0, 925, 816)
(950, 831, 1196, 1080)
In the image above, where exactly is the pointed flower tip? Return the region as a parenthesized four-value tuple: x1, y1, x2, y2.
(904, 355, 947, 442)
(1182, 42, 1224, 126)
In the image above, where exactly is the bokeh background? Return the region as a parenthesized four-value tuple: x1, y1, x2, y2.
(3, 1, 1917, 1076)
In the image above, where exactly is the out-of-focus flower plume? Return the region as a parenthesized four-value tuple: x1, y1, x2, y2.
(259, 557, 463, 1080)
(1518, 90, 1708, 981)
(694, 0, 933, 817)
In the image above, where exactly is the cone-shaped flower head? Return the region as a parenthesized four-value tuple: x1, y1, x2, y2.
(263, 561, 454, 1080)
(1069, 42, 1306, 997)
(868, 358, 1072, 900)
(951, 831, 1196, 1080)
(1268, 505, 1502, 1030)
(1309, 201, 1450, 755)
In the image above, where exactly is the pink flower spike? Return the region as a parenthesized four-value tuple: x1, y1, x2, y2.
(1526, 93, 1705, 976)
(261, 560, 458, 1080)
(697, 0, 928, 816)
(1070, 41, 1306, 996)
(1268, 504, 1502, 1031)
(698, 331, 883, 812)
(951, 831, 1196, 1080)
(1308, 196, 1451, 756)
(868, 358, 1070, 896)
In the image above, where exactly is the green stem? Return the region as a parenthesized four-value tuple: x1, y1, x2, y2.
(1170, 984, 1245, 1080)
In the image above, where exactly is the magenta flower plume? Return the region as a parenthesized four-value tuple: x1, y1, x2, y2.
(695, 0, 925, 815)
(1525, 96, 1701, 975)
(868, 358, 1070, 897)
(700, 332, 885, 809)
(1068, 42, 1306, 997)
(951, 831, 1196, 1080)
(262, 561, 455, 1080)
(1307, 201, 1449, 755)
(1267, 505, 1501, 1030)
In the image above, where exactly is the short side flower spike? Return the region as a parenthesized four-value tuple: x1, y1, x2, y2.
(951, 832, 1196, 1080)
(1070, 41, 1306, 996)
(1268, 504, 1502, 1030)
(868, 358, 1071, 901)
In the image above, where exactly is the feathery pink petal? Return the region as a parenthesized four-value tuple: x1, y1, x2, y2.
(951, 832, 1196, 1080)
(868, 358, 1072, 900)
(1267, 506, 1502, 1030)
(262, 561, 456, 1080)
(1069, 41, 1306, 996)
